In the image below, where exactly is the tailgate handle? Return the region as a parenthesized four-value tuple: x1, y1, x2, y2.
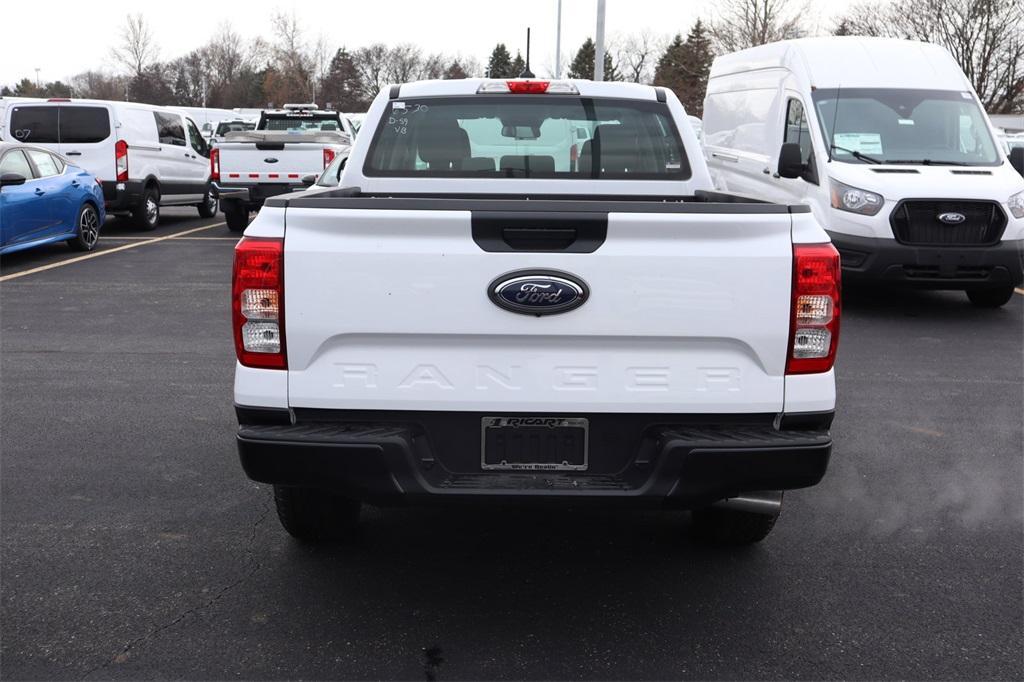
(502, 227, 577, 250)
(255, 142, 286, 151)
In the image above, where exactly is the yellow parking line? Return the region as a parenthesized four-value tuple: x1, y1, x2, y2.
(0, 222, 225, 283)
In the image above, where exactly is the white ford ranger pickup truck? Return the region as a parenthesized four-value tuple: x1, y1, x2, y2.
(212, 104, 351, 232)
(232, 79, 841, 545)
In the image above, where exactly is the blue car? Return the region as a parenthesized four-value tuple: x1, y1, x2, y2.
(0, 143, 105, 255)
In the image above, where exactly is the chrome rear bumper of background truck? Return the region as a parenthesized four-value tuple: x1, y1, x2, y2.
(235, 408, 832, 508)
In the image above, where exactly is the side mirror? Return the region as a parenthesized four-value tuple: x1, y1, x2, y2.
(0, 172, 26, 188)
(777, 142, 806, 179)
(1010, 147, 1024, 177)
(301, 174, 317, 187)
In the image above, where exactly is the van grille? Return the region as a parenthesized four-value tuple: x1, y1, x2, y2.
(889, 200, 1006, 246)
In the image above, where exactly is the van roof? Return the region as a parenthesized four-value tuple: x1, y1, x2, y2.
(709, 37, 971, 91)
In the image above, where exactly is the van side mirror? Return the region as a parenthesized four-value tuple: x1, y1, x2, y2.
(1010, 147, 1024, 177)
(0, 172, 26, 188)
(778, 143, 806, 179)
(301, 174, 317, 187)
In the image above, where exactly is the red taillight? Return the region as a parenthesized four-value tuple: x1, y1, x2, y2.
(507, 80, 549, 94)
(210, 147, 220, 182)
(323, 147, 336, 168)
(786, 243, 841, 375)
(115, 140, 129, 182)
(232, 237, 286, 370)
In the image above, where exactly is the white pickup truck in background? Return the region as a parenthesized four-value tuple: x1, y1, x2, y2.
(232, 78, 841, 546)
(212, 104, 352, 231)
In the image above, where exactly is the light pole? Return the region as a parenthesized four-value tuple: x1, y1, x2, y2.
(35, 68, 41, 89)
(594, 0, 606, 81)
(555, 0, 563, 79)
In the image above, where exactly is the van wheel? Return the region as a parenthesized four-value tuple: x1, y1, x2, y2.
(67, 204, 101, 252)
(197, 188, 217, 218)
(273, 485, 361, 542)
(966, 286, 1015, 308)
(223, 203, 249, 232)
(689, 506, 780, 545)
(132, 187, 160, 230)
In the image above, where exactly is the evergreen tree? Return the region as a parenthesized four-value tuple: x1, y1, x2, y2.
(654, 21, 713, 116)
(321, 48, 366, 111)
(510, 51, 526, 77)
(486, 43, 514, 78)
(568, 38, 621, 81)
(443, 61, 469, 80)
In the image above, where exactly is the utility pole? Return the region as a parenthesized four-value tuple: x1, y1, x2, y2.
(35, 68, 41, 89)
(594, 0, 606, 81)
(555, 0, 563, 79)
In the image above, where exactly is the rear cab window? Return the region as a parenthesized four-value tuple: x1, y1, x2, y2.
(259, 113, 343, 133)
(365, 96, 690, 179)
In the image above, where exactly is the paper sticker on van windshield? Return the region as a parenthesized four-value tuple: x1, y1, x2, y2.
(834, 133, 883, 155)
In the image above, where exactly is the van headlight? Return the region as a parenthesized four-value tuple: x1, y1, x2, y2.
(830, 179, 884, 216)
(1009, 190, 1024, 219)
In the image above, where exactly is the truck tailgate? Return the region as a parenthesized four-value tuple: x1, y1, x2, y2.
(283, 206, 793, 413)
(218, 143, 327, 181)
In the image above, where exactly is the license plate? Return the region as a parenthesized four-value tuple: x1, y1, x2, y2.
(481, 417, 589, 471)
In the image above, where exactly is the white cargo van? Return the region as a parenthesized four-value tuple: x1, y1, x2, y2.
(703, 37, 1024, 307)
(3, 99, 215, 229)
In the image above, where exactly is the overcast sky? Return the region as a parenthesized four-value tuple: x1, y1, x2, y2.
(3, 0, 868, 86)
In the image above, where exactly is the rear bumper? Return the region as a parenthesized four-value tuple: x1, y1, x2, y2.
(101, 180, 144, 212)
(828, 231, 1024, 288)
(212, 181, 302, 208)
(236, 408, 833, 507)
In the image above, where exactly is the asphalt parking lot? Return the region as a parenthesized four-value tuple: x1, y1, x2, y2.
(1, 208, 1022, 680)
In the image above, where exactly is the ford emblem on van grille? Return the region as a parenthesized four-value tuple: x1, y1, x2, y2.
(937, 212, 966, 224)
(489, 270, 589, 316)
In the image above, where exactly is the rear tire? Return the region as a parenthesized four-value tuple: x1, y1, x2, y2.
(273, 485, 361, 542)
(223, 202, 249, 232)
(131, 186, 160, 231)
(197, 187, 217, 218)
(966, 286, 1015, 308)
(67, 203, 101, 252)
(690, 506, 780, 545)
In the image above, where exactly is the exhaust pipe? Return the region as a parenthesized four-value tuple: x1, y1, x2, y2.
(712, 491, 783, 516)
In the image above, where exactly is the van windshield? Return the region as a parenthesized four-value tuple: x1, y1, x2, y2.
(364, 96, 689, 179)
(813, 88, 1000, 166)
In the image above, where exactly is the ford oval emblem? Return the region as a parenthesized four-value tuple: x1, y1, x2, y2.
(937, 212, 966, 224)
(489, 270, 589, 316)
(264, 157, 279, 164)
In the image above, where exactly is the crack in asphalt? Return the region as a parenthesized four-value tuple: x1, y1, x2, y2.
(80, 494, 272, 680)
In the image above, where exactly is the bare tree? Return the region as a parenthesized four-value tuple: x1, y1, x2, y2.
(836, 0, 1024, 113)
(111, 14, 159, 78)
(616, 30, 669, 83)
(387, 43, 423, 83)
(354, 43, 391, 97)
(707, 0, 808, 53)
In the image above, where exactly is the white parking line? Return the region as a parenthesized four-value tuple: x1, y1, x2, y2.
(1016, 288, 1024, 296)
(0, 222, 225, 283)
